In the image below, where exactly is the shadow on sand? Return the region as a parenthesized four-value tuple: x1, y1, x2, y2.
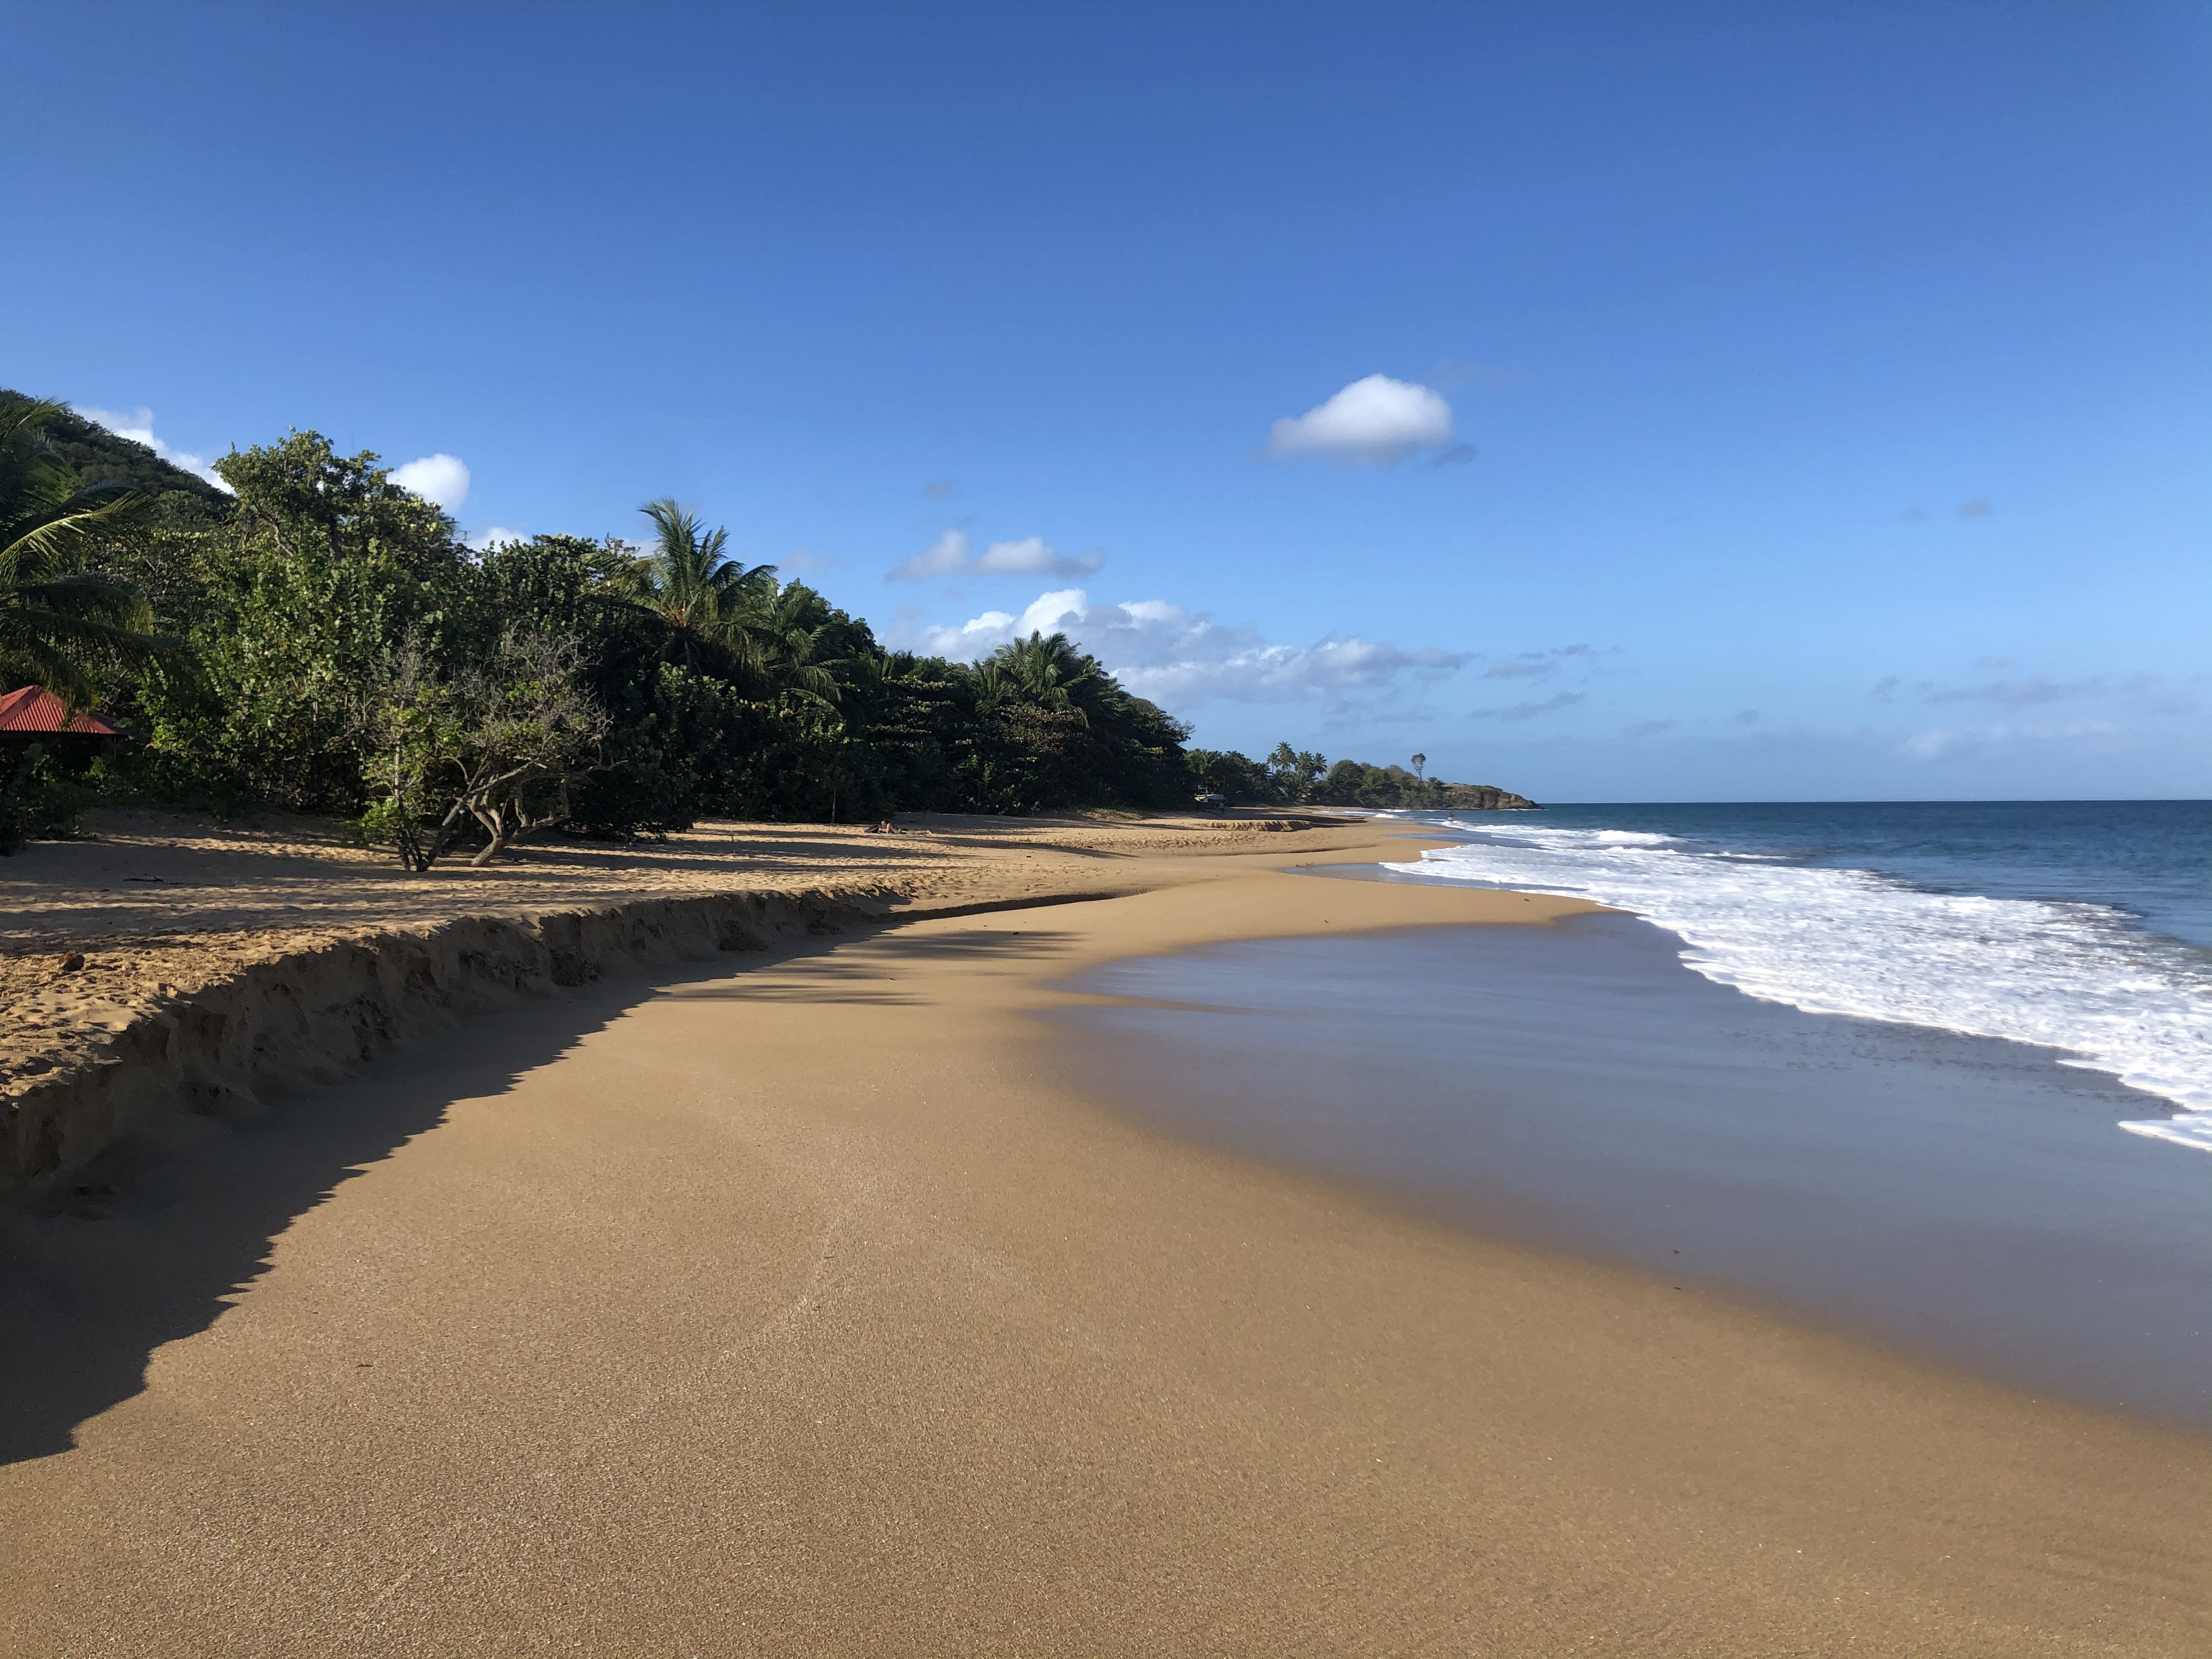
(0, 920, 1070, 1467)
(0, 979, 638, 1467)
(0, 921, 1080, 1466)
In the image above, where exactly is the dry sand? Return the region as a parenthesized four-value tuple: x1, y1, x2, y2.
(2, 816, 2208, 1654)
(0, 806, 1322, 1107)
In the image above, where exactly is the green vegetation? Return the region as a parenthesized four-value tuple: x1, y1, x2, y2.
(0, 393, 1532, 856)
(0, 394, 1199, 857)
(23, 403, 231, 521)
(1189, 742, 1535, 812)
(1, 399, 176, 708)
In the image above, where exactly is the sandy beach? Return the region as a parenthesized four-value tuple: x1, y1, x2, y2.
(0, 807, 1339, 1116)
(3, 815, 2209, 1655)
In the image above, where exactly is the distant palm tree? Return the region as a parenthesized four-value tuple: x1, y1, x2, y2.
(1410, 752, 1426, 782)
(0, 398, 168, 707)
(612, 498, 778, 674)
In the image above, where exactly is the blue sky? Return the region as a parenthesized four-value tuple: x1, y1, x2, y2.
(9, 2, 2208, 800)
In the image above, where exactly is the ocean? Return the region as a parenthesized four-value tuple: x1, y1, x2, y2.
(1052, 800, 2212, 1423)
(1379, 800, 2212, 1152)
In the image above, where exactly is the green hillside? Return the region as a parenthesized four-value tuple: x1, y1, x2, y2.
(0, 391, 232, 517)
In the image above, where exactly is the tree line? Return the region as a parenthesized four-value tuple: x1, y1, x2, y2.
(2, 395, 1527, 858)
(1187, 744, 1533, 812)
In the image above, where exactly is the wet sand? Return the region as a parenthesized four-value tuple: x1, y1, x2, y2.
(1056, 912, 2212, 1426)
(3, 843, 2209, 1654)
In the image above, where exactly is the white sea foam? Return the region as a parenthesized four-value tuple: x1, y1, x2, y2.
(1382, 821, 2212, 1155)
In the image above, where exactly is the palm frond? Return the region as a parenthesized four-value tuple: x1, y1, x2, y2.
(1, 398, 171, 705)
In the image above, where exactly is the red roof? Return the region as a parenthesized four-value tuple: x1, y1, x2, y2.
(0, 686, 123, 736)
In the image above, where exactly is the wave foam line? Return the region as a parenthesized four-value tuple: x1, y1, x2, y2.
(1384, 823, 2212, 1156)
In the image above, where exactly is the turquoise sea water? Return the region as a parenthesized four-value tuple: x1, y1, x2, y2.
(1376, 800, 2212, 1150)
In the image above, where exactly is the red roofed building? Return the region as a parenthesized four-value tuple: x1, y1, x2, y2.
(0, 686, 124, 745)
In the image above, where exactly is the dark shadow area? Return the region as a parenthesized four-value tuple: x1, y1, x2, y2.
(0, 927, 889, 1467)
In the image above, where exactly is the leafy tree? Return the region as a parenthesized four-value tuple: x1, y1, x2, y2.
(216, 431, 461, 578)
(1320, 758, 1367, 801)
(127, 433, 442, 812)
(0, 744, 100, 854)
(1185, 748, 1280, 805)
(32, 400, 1218, 835)
(357, 632, 608, 868)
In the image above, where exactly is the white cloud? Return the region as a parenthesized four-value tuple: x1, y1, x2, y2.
(72, 404, 232, 493)
(1267, 374, 1459, 467)
(890, 587, 1465, 712)
(391, 453, 470, 511)
(466, 526, 526, 551)
(912, 606, 1019, 653)
(976, 535, 1103, 576)
(887, 527, 1104, 582)
(1902, 721, 2114, 760)
(891, 528, 971, 580)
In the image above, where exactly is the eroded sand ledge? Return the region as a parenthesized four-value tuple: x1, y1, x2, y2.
(2, 886, 912, 1187)
(0, 808, 1331, 1192)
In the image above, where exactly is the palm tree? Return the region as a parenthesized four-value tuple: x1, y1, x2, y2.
(612, 498, 779, 675)
(1, 398, 168, 707)
(750, 582, 842, 711)
(982, 632, 1103, 716)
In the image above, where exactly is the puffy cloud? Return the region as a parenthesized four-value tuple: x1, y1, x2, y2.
(887, 528, 1104, 582)
(977, 535, 1103, 576)
(466, 526, 526, 551)
(391, 453, 471, 510)
(890, 528, 971, 580)
(889, 587, 1465, 711)
(1267, 374, 1460, 467)
(915, 606, 1020, 653)
(72, 404, 231, 492)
